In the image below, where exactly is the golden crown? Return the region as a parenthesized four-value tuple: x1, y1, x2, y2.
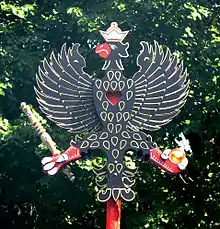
(100, 22, 129, 42)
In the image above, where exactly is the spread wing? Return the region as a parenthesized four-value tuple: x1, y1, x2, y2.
(128, 41, 189, 131)
(35, 43, 102, 133)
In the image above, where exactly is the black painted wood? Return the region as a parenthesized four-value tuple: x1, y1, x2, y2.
(35, 22, 189, 202)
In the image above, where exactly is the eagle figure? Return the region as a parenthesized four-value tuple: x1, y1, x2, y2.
(36, 22, 189, 202)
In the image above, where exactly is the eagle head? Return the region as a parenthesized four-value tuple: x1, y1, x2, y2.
(95, 42, 129, 60)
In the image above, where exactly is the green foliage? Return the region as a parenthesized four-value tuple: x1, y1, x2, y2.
(0, 0, 219, 228)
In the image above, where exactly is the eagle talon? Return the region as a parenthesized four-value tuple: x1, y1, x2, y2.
(149, 147, 188, 174)
(41, 156, 54, 165)
(41, 145, 81, 175)
(161, 149, 171, 160)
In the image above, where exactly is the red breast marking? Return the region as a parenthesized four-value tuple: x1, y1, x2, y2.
(105, 91, 122, 106)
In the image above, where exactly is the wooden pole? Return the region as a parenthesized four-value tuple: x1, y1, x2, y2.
(106, 198, 121, 229)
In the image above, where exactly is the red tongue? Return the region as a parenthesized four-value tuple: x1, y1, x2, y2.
(105, 91, 122, 106)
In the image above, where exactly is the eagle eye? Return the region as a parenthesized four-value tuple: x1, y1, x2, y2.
(109, 44, 117, 50)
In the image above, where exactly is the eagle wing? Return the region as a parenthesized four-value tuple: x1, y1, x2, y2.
(35, 43, 102, 133)
(128, 41, 189, 131)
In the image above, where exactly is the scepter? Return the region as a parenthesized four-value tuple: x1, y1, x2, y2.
(20, 102, 80, 180)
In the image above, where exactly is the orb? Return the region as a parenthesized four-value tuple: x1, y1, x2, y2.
(169, 148, 185, 164)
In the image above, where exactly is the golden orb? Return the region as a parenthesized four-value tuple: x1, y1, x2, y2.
(169, 148, 186, 164)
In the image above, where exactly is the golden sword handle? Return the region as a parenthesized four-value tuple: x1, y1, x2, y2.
(20, 102, 60, 155)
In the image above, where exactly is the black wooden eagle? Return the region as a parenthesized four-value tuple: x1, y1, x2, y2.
(36, 22, 189, 202)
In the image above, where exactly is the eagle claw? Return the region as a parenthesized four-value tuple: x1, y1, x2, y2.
(41, 145, 81, 175)
(149, 147, 188, 174)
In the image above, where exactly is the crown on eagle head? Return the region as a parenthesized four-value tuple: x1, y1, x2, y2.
(100, 22, 129, 42)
